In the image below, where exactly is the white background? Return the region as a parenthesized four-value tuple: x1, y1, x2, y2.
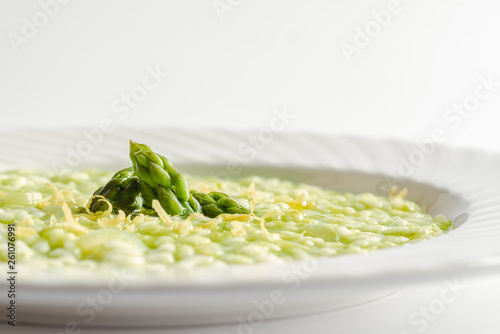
(1, 0, 500, 151)
(1, 0, 500, 333)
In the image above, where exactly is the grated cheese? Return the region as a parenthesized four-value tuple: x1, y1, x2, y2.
(152, 199, 172, 225)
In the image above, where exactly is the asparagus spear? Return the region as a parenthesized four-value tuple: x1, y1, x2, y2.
(90, 140, 250, 219)
(89, 167, 143, 215)
(190, 190, 250, 218)
(129, 141, 199, 216)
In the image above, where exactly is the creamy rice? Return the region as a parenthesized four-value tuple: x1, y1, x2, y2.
(0, 169, 451, 270)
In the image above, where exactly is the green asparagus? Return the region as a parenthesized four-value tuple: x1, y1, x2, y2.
(129, 140, 199, 216)
(190, 190, 250, 218)
(89, 167, 143, 215)
(89, 141, 251, 219)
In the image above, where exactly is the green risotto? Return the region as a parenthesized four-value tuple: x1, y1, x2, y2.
(0, 169, 452, 269)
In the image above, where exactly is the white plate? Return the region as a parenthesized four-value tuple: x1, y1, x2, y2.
(1, 128, 500, 328)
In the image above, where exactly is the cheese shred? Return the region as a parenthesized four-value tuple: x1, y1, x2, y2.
(152, 199, 172, 225)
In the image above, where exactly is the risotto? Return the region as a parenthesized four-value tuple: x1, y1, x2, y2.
(0, 169, 452, 270)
